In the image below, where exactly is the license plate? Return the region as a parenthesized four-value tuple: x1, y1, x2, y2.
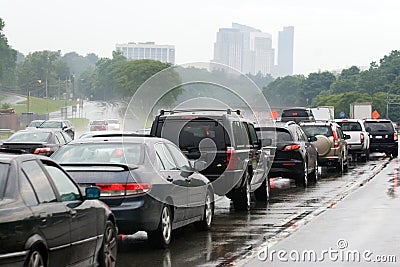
(375, 136, 383, 139)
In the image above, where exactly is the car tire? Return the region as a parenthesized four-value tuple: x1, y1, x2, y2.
(24, 246, 46, 267)
(148, 205, 173, 248)
(360, 149, 369, 162)
(295, 160, 308, 188)
(392, 149, 398, 158)
(254, 176, 270, 202)
(336, 156, 344, 174)
(232, 172, 251, 211)
(195, 189, 214, 231)
(308, 158, 318, 184)
(99, 221, 117, 267)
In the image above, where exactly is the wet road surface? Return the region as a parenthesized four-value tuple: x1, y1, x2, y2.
(116, 155, 390, 267)
(244, 157, 399, 266)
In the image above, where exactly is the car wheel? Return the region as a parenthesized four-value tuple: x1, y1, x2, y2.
(336, 156, 344, 174)
(99, 221, 117, 267)
(295, 160, 308, 188)
(25, 246, 46, 267)
(232, 172, 251, 211)
(309, 158, 318, 184)
(254, 176, 270, 202)
(392, 149, 398, 158)
(195, 189, 214, 231)
(148, 205, 172, 248)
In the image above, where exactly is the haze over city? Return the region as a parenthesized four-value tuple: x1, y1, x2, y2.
(1, 0, 400, 74)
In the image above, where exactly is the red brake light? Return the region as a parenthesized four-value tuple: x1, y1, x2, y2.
(332, 128, 339, 148)
(394, 132, 398, 141)
(360, 133, 364, 143)
(226, 147, 238, 170)
(283, 144, 301, 151)
(34, 147, 51, 154)
(96, 183, 151, 197)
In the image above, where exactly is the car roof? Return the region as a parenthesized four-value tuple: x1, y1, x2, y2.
(0, 151, 42, 163)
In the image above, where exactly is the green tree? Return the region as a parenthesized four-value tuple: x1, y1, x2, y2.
(17, 50, 70, 98)
(300, 71, 336, 106)
(263, 75, 305, 107)
(330, 66, 360, 94)
(0, 18, 17, 90)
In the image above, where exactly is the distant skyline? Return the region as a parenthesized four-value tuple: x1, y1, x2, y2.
(2, 0, 400, 75)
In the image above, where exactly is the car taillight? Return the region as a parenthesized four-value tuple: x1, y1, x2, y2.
(332, 128, 339, 148)
(226, 147, 238, 170)
(394, 132, 398, 141)
(96, 183, 151, 197)
(34, 147, 51, 154)
(283, 144, 301, 151)
(360, 133, 364, 143)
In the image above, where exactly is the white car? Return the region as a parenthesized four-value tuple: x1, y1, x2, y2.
(335, 119, 370, 162)
(107, 119, 120, 130)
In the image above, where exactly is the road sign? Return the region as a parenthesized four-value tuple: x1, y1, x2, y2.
(372, 110, 380, 119)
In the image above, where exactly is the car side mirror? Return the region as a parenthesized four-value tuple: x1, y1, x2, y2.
(180, 166, 194, 178)
(193, 160, 207, 171)
(308, 136, 318, 142)
(85, 186, 101, 199)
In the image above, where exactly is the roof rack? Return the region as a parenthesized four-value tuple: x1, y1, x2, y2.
(159, 109, 241, 115)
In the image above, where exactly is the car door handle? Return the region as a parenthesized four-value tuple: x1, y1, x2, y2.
(70, 209, 77, 218)
(39, 212, 47, 224)
(166, 176, 173, 182)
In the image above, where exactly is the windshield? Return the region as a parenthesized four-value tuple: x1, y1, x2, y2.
(91, 120, 107, 125)
(7, 131, 50, 142)
(52, 143, 144, 165)
(39, 121, 62, 128)
(0, 163, 9, 200)
(256, 128, 292, 144)
(336, 122, 362, 131)
(107, 119, 119, 124)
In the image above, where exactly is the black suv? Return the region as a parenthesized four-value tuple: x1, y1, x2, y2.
(280, 107, 315, 123)
(256, 122, 319, 187)
(364, 119, 398, 157)
(150, 109, 270, 210)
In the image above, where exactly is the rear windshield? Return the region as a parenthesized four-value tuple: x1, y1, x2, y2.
(39, 121, 62, 128)
(256, 128, 292, 144)
(301, 125, 333, 137)
(336, 122, 362, 131)
(7, 131, 50, 142)
(157, 119, 229, 151)
(91, 120, 107, 125)
(52, 143, 144, 165)
(364, 122, 394, 132)
(28, 121, 44, 127)
(107, 120, 119, 124)
(0, 163, 9, 200)
(282, 109, 310, 117)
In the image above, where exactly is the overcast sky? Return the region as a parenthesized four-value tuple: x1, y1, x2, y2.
(1, 0, 400, 75)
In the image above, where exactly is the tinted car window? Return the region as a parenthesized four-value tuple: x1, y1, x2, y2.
(246, 123, 259, 146)
(364, 122, 394, 132)
(158, 119, 228, 150)
(62, 132, 72, 143)
(7, 131, 50, 142)
(21, 160, 57, 203)
(19, 171, 38, 206)
(0, 163, 9, 199)
(155, 143, 178, 170)
(55, 132, 66, 145)
(166, 143, 190, 169)
(45, 165, 81, 202)
(232, 121, 248, 147)
(282, 109, 310, 117)
(302, 126, 333, 137)
(336, 122, 362, 131)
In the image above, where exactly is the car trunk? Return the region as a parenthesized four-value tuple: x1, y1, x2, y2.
(1, 142, 49, 154)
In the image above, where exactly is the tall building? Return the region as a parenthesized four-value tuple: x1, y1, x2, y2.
(213, 28, 243, 72)
(212, 23, 275, 76)
(115, 42, 175, 64)
(278, 26, 294, 77)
